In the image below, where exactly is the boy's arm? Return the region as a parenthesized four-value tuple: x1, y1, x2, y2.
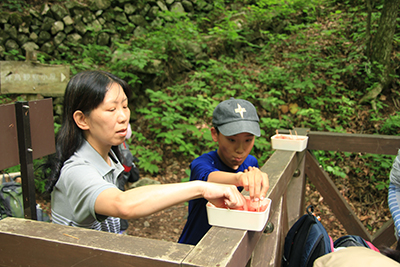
(207, 171, 243, 186)
(208, 167, 269, 201)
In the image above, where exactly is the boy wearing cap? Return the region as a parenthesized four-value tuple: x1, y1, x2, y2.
(178, 98, 269, 245)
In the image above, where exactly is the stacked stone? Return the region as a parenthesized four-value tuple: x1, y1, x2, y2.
(0, 0, 214, 60)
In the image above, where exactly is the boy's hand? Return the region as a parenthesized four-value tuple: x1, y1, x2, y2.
(238, 167, 269, 201)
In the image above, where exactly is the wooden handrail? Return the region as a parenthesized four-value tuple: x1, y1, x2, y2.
(0, 217, 193, 267)
(307, 131, 400, 155)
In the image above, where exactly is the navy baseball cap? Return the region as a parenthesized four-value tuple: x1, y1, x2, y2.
(212, 98, 260, 137)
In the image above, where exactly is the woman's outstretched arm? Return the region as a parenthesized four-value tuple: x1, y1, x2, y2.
(94, 180, 247, 219)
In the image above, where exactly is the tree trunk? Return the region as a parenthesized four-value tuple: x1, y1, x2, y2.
(360, 0, 399, 104)
(365, 0, 372, 59)
(370, 0, 400, 87)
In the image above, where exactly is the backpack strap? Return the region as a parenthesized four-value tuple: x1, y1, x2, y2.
(2, 173, 8, 184)
(306, 205, 314, 215)
(2, 173, 19, 183)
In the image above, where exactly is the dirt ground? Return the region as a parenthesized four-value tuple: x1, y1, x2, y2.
(124, 157, 190, 242)
(126, 202, 188, 242)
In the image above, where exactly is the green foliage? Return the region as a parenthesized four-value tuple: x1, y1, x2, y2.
(0, 95, 13, 105)
(3, 50, 25, 61)
(312, 150, 347, 179)
(107, 42, 149, 86)
(32, 158, 48, 194)
(253, 134, 273, 164)
(128, 132, 162, 174)
(2, 0, 28, 12)
(137, 88, 216, 159)
(381, 111, 400, 134)
(7, 0, 396, 193)
(3, 157, 48, 194)
(358, 154, 395, 190)
(207, 11, 250, 53)
(181, 169, 191, 183)
(3, 165, 20, 174)
(313, 150, 395, 191)
(138, 10, 203, 63)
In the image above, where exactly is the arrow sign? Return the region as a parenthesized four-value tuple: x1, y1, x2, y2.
(0, 61, 70, 96)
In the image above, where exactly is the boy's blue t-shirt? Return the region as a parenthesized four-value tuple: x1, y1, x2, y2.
(178, 149, 259, 245)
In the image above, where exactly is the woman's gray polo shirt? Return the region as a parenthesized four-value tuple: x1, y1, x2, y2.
(51, 140, 124, 233)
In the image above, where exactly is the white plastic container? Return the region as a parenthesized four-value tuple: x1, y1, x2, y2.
(271, 134, 308, 152)
(206, 197, 271, 231)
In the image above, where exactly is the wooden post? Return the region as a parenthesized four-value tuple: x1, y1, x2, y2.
(15, 101, 37, 220)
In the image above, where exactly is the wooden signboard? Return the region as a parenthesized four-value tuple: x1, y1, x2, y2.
(0, 98, 55, 170)
(0, 61, 70, 96)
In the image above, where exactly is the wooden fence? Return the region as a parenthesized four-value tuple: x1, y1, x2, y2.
(0, 100, 399, 266)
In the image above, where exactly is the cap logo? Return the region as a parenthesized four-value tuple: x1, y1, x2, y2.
(234, 104, 246, 118)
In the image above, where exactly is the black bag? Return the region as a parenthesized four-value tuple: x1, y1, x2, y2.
(282, 205, 334, 267)
(117, 141, 140, 191)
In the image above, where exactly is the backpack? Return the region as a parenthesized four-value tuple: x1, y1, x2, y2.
(282, 205, 334, 267)
(117, 141, 140, 191)
(334, 235, 379, 252)
(282, 205, 380, 267)
(0, 175, 24, 220)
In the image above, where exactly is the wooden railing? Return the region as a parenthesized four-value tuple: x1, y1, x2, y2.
(0, 100, 399, 266)
(305, 130, 400, 248)
(0, 146, 304, 267)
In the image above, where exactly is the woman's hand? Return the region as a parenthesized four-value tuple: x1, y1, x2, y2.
(201, 182, 248, 210)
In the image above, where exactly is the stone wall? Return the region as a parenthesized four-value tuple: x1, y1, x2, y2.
(0, 0, 214, 60)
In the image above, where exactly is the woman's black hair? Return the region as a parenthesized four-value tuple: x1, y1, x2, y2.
(43, 70, 132, 193)
(380, 240, 400, 263)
